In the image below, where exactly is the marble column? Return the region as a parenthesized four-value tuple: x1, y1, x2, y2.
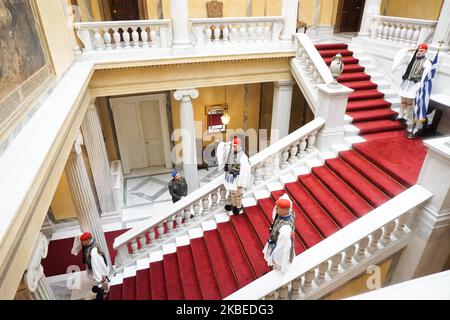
(81, 102, 119, 220)
(65, 131, 112, 270)
(315, 83, 353, 152)
(174, 89, 200, 192)
(431, 0, 450, 51)
(270, 80, 294, 144)
(358, 0, 382, 37)
(19, 234, 56, 300)
(390, 137, 450, 284)
(170, 0, 192, 48)
(280, 0, 299, 41)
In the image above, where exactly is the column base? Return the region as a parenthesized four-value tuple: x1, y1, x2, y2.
(100, 210, 123, 224)
(316, 129, 345, 152)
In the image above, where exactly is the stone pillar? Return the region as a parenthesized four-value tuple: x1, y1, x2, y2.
(390, 137, 450, 284)
(17, 234, 57, 300)
(270, 80, 294, 144)
(65, 131, 112, 270)
(170, 0, 192, 48)
(431, 0, 450, 52)
(174, 89, 200, 192)
(280, 0, 299, 41)
(315, 84, 353, 152)
(358, 0, 382, 37)
(81, 102, 120, 221)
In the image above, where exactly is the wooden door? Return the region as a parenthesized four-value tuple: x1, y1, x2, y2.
(337, 0, 365, 33)
(139, 101, 165, 167)
(110, 100, 148, 174)
(110, 0, 139, 20)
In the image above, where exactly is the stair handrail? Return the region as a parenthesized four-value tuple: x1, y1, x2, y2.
(290, 33, 334, 113)
(226, 184, 433, 300)
(112, 118, 326, 267)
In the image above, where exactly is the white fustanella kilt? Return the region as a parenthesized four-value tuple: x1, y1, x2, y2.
(399, 79, 421, 99)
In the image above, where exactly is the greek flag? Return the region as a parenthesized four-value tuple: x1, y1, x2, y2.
(414, 53, 438, 121)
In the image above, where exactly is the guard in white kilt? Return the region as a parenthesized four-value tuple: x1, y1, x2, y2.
(392, 43, 432, 134)
(72, 232, 110, 298)
(262, 194, 296, 272)
(216, 136, 251, 215)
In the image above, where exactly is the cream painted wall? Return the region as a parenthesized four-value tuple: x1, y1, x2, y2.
(50, 172, 77, 220)
(171, 84, 261, 151)
(97, 97, 119, 162)
(145, 0, 160, 19)
(380, 0, 443, 20)
(36, 0, 75, 76)
(298, 0, 338, 26)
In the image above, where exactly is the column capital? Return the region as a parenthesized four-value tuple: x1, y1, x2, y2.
(72, 130, 84, 156)
(174, 89, 199, 102)
(24, 233, 48, 293)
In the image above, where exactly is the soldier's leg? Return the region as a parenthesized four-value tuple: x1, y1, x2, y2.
(231, 191, 238, 207)
(405, 98, 414, 130)
(397, 97, 407, 120)
(232, 188, 243, 215)
(225, 190, 234, 211)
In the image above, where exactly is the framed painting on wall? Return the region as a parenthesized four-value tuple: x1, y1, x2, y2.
(0, 0, 54, 145)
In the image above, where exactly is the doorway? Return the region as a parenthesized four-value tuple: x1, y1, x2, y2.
(110, 94, 172, 175)
(335, 0, 365, 33)
(109, 0, 140, 20)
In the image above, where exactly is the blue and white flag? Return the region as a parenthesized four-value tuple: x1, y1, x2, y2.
(414, 53, 438, 121)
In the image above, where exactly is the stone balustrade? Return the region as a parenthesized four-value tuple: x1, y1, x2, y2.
(190, 16, 285, 45)
(369, 15, 438, 46)
(74, 19, 172, 52)
(226, 185, 433, 300)
(113, 118, 326, 268)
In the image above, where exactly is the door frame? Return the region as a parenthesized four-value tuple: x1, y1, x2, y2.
(109, 94, 172, 174)
(100, 0, 148, 21)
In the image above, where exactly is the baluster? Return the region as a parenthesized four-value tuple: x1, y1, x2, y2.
(167, 215, 175, 233)
(157, 222, 165, 240)
(248, 24, 256, 41)
(239, 25, 247, 42)
(192, 25, 205, 45)
(394, 212, 410, 237)
(256, 25, 263, 41)
(316, 261, 329, 285)
(399, 25, 408, 43)
(113, 28, 122, 49)
(175, 211, 184, 229)
(411, 27, 420, 45)
(280, 148, 289, 168)
(184, 207, 192, 223)
(254, 164, 264, 185)
(265, 291, 276, 300)
(231, 26, 239, 42)
(381, 221, 396, 245)
(405, 26, 414, 44)
(289, 143, 299, 164)
(94, 28, 105, 50)
(150, 29, 158, 47)
(141, 27, 149, 48)
(123, 28, 131, 48)
(355, 237, 369, 261)
(388, 24, 395, 41)
(211, 189, 219, 209)
(263, 159, 273, 180)
(312, 70, 320, 84)
(393, 24, 402, 42)
(139, 233, 148, 249)
(382, 23, 389, 40)
(193, 201, 201, 219)
(103, 29, 112, 50)
(131, 27, 140, 47)
(130, 239, 139, 256)
(278, 284, 289, 300)
(289, 276, 302, 299)
(222, 26, 229, 42)
(341, 245, 356, 269)
(367, 229, 383, 253)
(376, 22, 383, 39)
(370, 21, 378, 39)
(307, 132, 317, 152)
(298, 137, 308, 158)
(202, 196, 210, 215)
(302, 270, 315, 292)
(213, 25, 221, 42)
(219, 187, 227, 206)
(272, 155, 281, 174)
(263, 24, 271, 41)
(148, 227, 156, 244)
(205, 25, 212, 44)
(115, 245, 131, 267)
(328, 253, 342, 277)
(271, 21, 283, 41)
